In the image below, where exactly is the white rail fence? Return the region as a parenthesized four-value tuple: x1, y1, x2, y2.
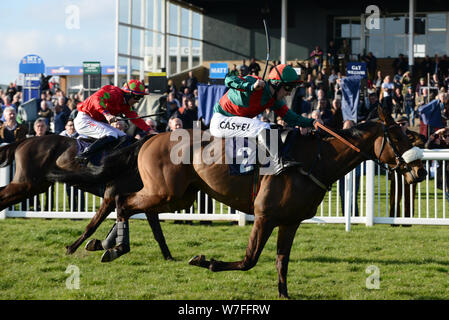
(1, 149, 449, 228)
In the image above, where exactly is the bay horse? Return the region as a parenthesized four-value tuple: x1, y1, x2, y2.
(60, 106, 427, 298)
(0, 134, 173, 260)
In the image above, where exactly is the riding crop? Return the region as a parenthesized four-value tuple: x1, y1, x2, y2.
(114, 112, 166, 122)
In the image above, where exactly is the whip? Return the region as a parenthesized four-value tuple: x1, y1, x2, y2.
(114, 112, 166, 122)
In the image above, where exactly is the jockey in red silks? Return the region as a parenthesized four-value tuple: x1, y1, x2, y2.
(74, 79, 151, 164)
(210, 63, 322, 175)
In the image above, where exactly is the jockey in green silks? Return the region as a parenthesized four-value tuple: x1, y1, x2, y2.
(210, 63, 322, 175)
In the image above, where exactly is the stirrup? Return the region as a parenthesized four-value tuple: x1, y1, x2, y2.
(74, 155, 89, 165)
(282, 162, 302, 170)
(282, 158, 302, 168)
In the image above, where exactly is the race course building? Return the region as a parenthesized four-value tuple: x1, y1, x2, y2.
(116, 0, 449, 82)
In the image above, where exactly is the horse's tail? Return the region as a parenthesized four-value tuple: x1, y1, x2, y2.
(0, 141, 22, 168)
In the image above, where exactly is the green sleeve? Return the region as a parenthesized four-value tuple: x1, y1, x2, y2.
(282, 109, 315, 128)
(224, 75, 255, 92)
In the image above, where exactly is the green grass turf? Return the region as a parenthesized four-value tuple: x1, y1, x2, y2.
(1, 218, 449, 300)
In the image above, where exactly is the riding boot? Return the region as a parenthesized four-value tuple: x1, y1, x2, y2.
(75, 136, 118, 164)
(101, 221, 130, 263)
(257, 129, 301, 176)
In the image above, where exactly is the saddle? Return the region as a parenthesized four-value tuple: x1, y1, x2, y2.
(75, 135, 135, 166)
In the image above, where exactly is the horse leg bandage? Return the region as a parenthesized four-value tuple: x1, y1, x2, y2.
(116, 221, 129, 247)
(101, 222, 118, 250)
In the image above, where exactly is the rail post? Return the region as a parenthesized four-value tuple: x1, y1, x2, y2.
(238, 211, 246, 226)
(344, 171, 353, 232)
(0, 164, 10, 219)
(365, 160, 375, 226)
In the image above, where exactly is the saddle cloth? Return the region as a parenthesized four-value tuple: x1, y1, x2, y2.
(227, 137, 257, 176)
(226, 129, 298, 176)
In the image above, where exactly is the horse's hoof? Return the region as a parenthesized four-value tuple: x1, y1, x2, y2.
(85, 239, 104, 252)
(208, 258, 218, 272)
(101, 249, 118, 263)
(189, 255, 205, 266)
(164, 255, 174, 261)
(66, 246, 76, 255)
(279, 293, 290, 299)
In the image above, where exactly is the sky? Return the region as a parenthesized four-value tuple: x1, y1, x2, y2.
(0, 0, 115, 85)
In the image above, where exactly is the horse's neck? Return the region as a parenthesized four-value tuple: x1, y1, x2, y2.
(322, 124, 380, 185)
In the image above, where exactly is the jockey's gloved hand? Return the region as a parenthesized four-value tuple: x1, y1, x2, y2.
(312, 119, 324, 130)
(252, 79, 265, 91)
(105, 113, 117, 124)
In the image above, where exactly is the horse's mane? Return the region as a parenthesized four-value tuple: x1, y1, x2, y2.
(321, 120, 380, 142)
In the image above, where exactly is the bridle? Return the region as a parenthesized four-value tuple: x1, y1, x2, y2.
(299, 121, 421, 192)
(375, 123, 414, 175)
(315, 121, 416, 175)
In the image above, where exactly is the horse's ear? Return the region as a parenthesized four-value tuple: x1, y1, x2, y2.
(377, 104, 395, 125)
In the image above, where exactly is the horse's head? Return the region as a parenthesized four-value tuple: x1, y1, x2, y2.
(375, 105, 427, 184)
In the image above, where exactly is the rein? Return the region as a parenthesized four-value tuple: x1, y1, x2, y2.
(314, 121, 386, 168)
(314, 121, 361, 153)
(117, 112, 165, 122)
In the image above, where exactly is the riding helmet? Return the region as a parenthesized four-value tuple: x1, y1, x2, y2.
(268, 64, 300, 86)
(121, 79, 148, 95)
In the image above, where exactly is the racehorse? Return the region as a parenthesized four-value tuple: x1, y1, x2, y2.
(56, 106, 427, 298)
(0, 134, 173, 260)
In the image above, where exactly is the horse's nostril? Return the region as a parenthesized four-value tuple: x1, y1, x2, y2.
(418, 168, 427, 178)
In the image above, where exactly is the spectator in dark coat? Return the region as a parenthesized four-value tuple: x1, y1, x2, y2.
(326, 40, 338, 71)
(186, 71, 198, 93)
(389, 116, 426, 221)
(179, 98, 198, 129)
(0, 106, 28, 143)
(37, 100, 53, 127)
(248, 58, 261, 76)
(53, 97, 71, 134)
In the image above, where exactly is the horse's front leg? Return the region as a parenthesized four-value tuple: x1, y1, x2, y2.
(67, 197, 115, 254)
(145, 212, 173, 260)
(276, 223, 300, 299)
(189, 215, 275, 272)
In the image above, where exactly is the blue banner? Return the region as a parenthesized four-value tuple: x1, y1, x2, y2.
(346, 62, 367, 78)
(341, 76, 361, 123)
(418, 99, 443, 128)
(19, 54, 45, 74)
(197, 84, 227, 125)
(46, 65, 127, 76)
(209, 63, 229, 79)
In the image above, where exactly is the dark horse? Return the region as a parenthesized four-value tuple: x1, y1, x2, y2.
(0, 134, 173, 260)
(53, 107, 427, 298)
